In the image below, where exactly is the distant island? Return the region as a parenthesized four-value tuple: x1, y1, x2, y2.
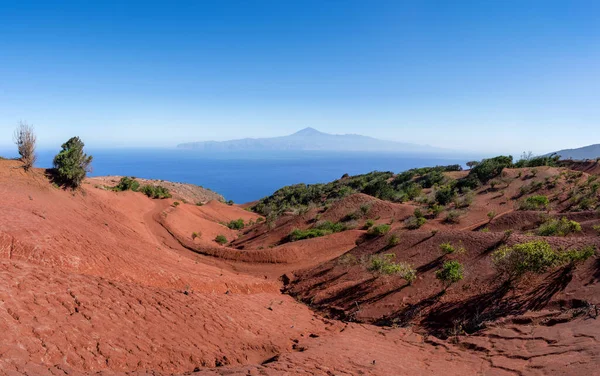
(548, 144, 600, 160)
(177, 127, 445, 153)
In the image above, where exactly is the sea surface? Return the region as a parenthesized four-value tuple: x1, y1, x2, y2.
(6, 148, 476, 203)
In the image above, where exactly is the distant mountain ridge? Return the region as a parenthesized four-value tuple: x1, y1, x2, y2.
(547, 144, 600, 160)
(177, 127, 444, 153)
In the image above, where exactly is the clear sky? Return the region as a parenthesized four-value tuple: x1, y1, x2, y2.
(0, 0, 598, 155)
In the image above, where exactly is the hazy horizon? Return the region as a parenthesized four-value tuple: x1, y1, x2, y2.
(1, 1, 599, 155)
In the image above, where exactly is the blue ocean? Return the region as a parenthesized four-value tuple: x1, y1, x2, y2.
(9, 149, 476, 203)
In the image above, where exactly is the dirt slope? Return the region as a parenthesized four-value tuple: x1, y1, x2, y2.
(1, 159, 600, 375)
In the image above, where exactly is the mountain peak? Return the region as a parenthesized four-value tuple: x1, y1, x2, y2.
(291, 127, 325, 137)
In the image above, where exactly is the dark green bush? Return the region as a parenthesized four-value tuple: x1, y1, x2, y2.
(436, 261, 464, 286)
(227, 219, 245, 230)
(115, 176, 140, 192)
(314, 220, 346, 233)
(140, 185, 172, 199)
(215, 235, 228, 245)
(52, 136, 93, 188)
(469, 155, 513, 183)
(435, 185, 456, 205)
(288, 228, 332, 242)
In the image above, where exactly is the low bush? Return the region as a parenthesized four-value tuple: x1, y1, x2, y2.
(227, 218, 245, 230)
(444, 210, 461, 224)
(173, 201, 180, 207)
(115, 176, 140, 192)
(364, 219, 375, 229)
(453, 191, 474, 209)
(492, 240, 595, 279)
(492, 240, 560, 278)
(439, 242, 465, 255)
(288, 228, 331, 242)
(436, 261, 464, 287)
(314, 220, 346, 233)
(405, 215, 426, 229)
(215, 234, 228, 245)
(537, 217, 581, 236)
(388, 234, 400, 246)
(435, 185, 456, 206)
(519, 195, 549, 211)
(428, 204, 444, 218)
(191, 231, 201, 239)
(594, 224, 600, 235)
(367, 253, 416, 283)
(141, 185, 172, 199)
(368, 224, 391, 236)
(561, 246, 595, 266)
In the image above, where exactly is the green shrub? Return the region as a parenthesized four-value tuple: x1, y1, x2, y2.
(342, 211, 361, 222)
(405, 216, 426, 229)
(215, 235, 228, 245)
(594, 224, 600, 235)
(52, 136, 93, 188)
(173, 201, 180, 207)
(368, 224, 391, 236)
(367, 253, 416, 283)
(115, 176, 139, 192)
(440, 242, 465, 254)
(492, 240, 560, 278)
(469, 155, 513, 183)
(288, 228, 332, 242)
(444, 210, 461, 224)
(561, 246, 595, 265)
(435, 185, 456, 206)
(520, 195, 549, 211)
(388, 234, 400, 246)
(191, 231, 201, 239)
(227, 218, 245, 230)
(453, 191, 474, 208)
(314, 220, 346, 233)
(436, 261, 464, 286)
(487, 211, 497, 221)
(428, 204, 444, 218)
(537, 217, 582, 236)
(360, 204, 371, 215)
(196, 202, 204, 206)
(364, 219, 375, 229)
(140, 185, 172, 199)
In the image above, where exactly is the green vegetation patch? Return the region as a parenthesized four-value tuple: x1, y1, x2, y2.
(519, 195, 549, 211)
(367, 253, 416, 283)
(140, 185, 172, 199)
(436, 261, 464, 286)
(537, 217, 581, 236)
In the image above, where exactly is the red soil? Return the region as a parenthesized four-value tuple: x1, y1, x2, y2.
(1, 159, 599, 375)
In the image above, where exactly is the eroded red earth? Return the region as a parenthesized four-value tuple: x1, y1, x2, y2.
(0, 159, 599, 375)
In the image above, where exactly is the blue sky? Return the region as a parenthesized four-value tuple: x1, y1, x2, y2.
(0, 0, 598, 154)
